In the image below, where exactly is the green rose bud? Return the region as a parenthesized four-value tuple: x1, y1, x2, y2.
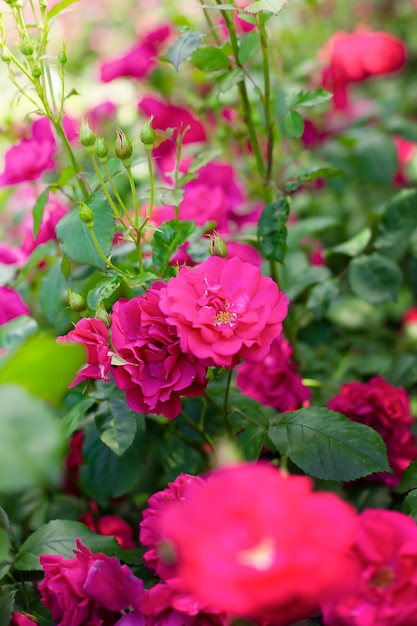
(208, 231, 227, 258)
(31, 67, 42, 79)
(58, 45, 67, 65)
(114, 127, 133, 165)
(68, 289, 86, 313)
(95, 136, 109, 163)
(95, 303, 111, 328)
(79, 119, 96, 150)
(79, 202, 94, 228)
(140, 116, 156, 147)
(1, 50, 11, 64)
(21, 40, 34, 56)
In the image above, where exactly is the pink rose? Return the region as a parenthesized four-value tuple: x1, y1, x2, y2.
(0, 286, 30, 325)
(158, 463, 358, 625)
(322, 508, 417, 626)
(110, 283, 208, 419)
(159, 256, 289, 368)
(82, 513, 136, 550)
(236, 335, 311, 412)
(139, 473, 205, 580)
(328, 376, 417, 487)
(39, 539, 144, 626)
(0, 117, 56, 186)
(9, 613, 38, 626)
(57, 318, 112, 387)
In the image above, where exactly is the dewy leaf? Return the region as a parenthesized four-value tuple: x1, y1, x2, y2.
(268, 408, 391, 481)
(167, 30, 204, 71)
(15, 520, 120, 571)
(257, 196, 290, 263)
(152, 220, 195, 272)
(286, 88, 333, 109)
(348, 253, 402, 304)
(245, 0, 289, 14)
(56, 193, 115, 270)
(284, 110, 304, 138)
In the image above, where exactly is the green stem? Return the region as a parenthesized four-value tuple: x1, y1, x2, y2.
(124, 164, 139, 228)
(102, 161, 132, 223)
(198, 0, 222, 45)
(145, 149, 155, 219)
(258, 15, 275, 201)
(89, 154, 120, 217)
(223, 368, 234, 439)
(87, 225, 132, 277)
(180, 411, 215, 450)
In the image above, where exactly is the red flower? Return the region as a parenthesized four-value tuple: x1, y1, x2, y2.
(159, 256, 289, 369)
(328, 376, 417, 487)
(322, 509, 417, 626)
(57, 318, 112, 387)
(9, 613, 38, 626)
(158, 463, 358, 625)
(236, 335, 311, 412)
(39, 539, 144, 626)
(111, 283, 208, 419)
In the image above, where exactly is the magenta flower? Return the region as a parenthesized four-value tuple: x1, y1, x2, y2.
(237, 335, 311, 412)
(328, 376, 417, 487)
(111, 283, 208, 419)
(0, 286, 30, 326)
(139, 473, 205, 580)
(159, 256, 289, 369)
(0, 117, 56, 186)
(9, 613, 38, 626)
(39, 539, 144, 626)
(57, 318, 112, 387)
(322, 509, 417, 626)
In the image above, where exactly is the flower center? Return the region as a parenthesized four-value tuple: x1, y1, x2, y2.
(237, 536, 275, 571)
(369, 565, 395, 590)
(213, 308, 236, 327)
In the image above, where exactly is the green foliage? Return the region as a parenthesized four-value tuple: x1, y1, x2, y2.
(166, 30, 204, 71)
(151, 219, 195, 273)
(348, 253, 402, 304)
(257, 196, 290, 263)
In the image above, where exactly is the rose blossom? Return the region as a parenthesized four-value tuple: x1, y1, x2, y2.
(158, 462, 358, 625)
(236, 335, 311, 412)
(328, 376, 417, 487)
(322, 508, 417, 626)
(57, 317, 112, 387)
(9, 613, 38, 626)
(0, 286, 30, 325)
(139, 473, 205, 580)
(0, 117, 56, 186)
(39, 539, 144, 626)
(159, 256, 289, 369)
(111, 282, 208, 419)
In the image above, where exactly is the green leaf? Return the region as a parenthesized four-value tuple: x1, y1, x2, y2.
(286, 88, 333, 109)
(215, 68, 244, 92)
(166, 30, 204, 71)
(39, 259, 68, 324)
(152, 220, 195, 273)
(245, 0, 289, 13)
(96, 399, 137, 457)
(80, 415, 146, 505)
(268, 408, 391, 481)
(284, 265, 331, 301)
(62, 397, 96, 437)
(0, 334, 85, 407)
(257, 196, 290, 263)
(284, 110, 304, 138)
(86, 274, 124, 310)
(190, 46, 230, 72)
(287, 217, 339, 244)
(187, 149, 222, 175)
(385, 353, 417, 388)
(0, 527, 12, 579)
(0, 385, 64, 493)
(0, 316, 37, 352)
(396, 459, 417, 493)
(0, 590, 15, 626)
(348, 253, 402, 304)
(374, 189, 417, 260)
(306, 278, 339, 320)
(402, 489, 417, 520)
(352, 132, 397, 185)
(327, 227, 372, 257)
(47, 0, 79, 19)
(199, 3, 236, 8)
(125, 272, 160, 289)
(15, 520, 120, 571)
(237, 32, 260, 65)
(31, 188, 49, 239)
(284, 166, 346, 192)
(56, 193, 115, 270)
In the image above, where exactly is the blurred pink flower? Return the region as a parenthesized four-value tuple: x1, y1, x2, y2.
(0, 286, 30, 325)
(322, 508, 417, 626)
(159, 256, 289, 369)
(57, 317, 112, 387)
(39, 539, 144, 626)
(9, 613, 38, 626)
(320, 29, 407, 109)
(0, 117, 57, 186)
(328, 376, 417, 487)
(100, 25, 171, 82)
(111, 283, 208, 419)
(139, 473, 205, 580)
(159, 462, 358, 625)
(393, 135, 417, 185)
(236, 335, 311, 412)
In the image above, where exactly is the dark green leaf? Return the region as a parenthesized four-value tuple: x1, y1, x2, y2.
(96, 399, 137, 457)
(257, 196, 290, 263)
(0, 527, 12, 579)
(352, 133, 397, 185)
(31, 188, 50, 239)
(284, 110, 304, 138)
(56, 193, 115, 270)
(374, 189, 417, 260)
(306, 278, 339, 320)
(268, 408, 390, 481)
(284, 166, 345, 192)
(0, 590, 15, 626)
(15, 520, 120, 571)
(86, 274, 124, 309)
(284, 265, 331, 301)
(167, 30, 204, 71)
(286, 88, 332, 109)
(0, 385, 64, 493)
(396, 459, 417, 494)
(287, 217, 339, 244)
(348, 253, 402, 304)
(62, 397, 96, 437)
(190, 46, 230, 72)
(152, 220, 195, 272)
(402, 489, 417, 520)
(39, 259, 68, 324)
(385, 353, 417, 388)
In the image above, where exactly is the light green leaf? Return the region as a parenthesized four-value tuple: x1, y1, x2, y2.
(284, 110, 304, 138)
(167, 30, 204, 71)
(327, 227, 372, 257)
(286, 88, 332, 109)
(47, 0, 79, 19)
(190, 46, 230, 72)
(237, 32, 260, 65)
(31, 188, 49, 239)
(215, 68, 244, 92)
(245, 0, 288, 13)
(268, 408, 391, 481)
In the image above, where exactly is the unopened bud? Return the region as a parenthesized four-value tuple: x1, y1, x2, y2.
(79, 119, 96, 150)
(114, 127, 133, 165)
(140, 116, 156, 147)
(95, 136, 109, 163)
(95, 303, 111, 328)
(68, 289, 86, 312)
(208, 231, 227, 258)
(79, 202, 94, 228)
(31, 67, 41, 79)
(1, 50, 11, 64)
(58, 45, 67, 65)
(21, 40, 34, 56)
